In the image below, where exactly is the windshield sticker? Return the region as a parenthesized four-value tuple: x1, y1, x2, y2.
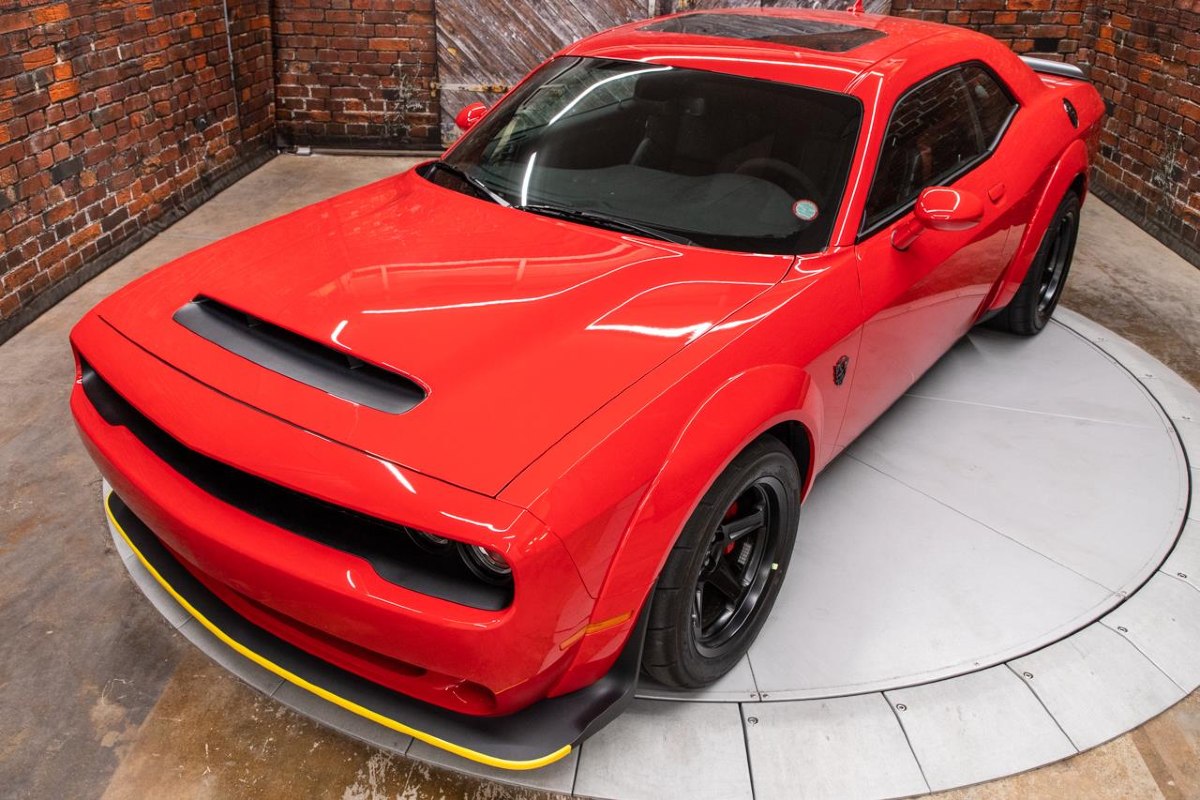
(793, 199, 820, 222)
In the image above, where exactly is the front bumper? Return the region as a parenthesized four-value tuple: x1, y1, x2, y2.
(70, 311, 642, 767)
(106, 489, 643, 768)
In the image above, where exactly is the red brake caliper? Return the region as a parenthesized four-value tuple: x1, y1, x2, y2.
(723, 501, 739, 555)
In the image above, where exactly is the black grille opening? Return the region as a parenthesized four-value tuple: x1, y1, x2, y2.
(641, 14, 887, 53)
(81, 360, 511, 610)
(173, 296, 425, 414)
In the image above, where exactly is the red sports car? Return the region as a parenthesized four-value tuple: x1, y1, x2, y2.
(71, 8, 1104, 770)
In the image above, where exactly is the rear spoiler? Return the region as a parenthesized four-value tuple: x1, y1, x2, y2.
(1021, 56, 1087, 82)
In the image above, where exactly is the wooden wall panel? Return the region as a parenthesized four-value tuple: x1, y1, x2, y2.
(436, 0, 653, 141)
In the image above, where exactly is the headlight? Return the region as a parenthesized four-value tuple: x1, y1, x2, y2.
(460, 544, 512, 584)
(403, 525, 513, 598)
(406, 527, 452, 553)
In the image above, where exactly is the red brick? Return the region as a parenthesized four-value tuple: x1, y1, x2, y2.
(32, 4, 70, 24)
(21, 47, 56, 70)
(0, 12, 34, 35)
(47, 79, 80, 103)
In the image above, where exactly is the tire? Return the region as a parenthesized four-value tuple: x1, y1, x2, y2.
(642, 436, 802, 688)
(990, 191, 1081, 336)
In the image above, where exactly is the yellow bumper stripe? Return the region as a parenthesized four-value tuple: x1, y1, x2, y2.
(105, 492, 571, 771)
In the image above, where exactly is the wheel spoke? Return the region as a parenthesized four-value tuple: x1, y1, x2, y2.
(708, 559, 744, 601)
(689, 473, 791, 655)
(719, 508, 765, 543)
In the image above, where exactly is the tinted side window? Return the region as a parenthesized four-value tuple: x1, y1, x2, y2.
(962, 65, 1017, 148)
(863, 70, 983, 231)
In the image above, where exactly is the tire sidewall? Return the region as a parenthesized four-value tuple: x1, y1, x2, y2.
(1031, 192, 1082, 331)
(663, 441, 801, 685)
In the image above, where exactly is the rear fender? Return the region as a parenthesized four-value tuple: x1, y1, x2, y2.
(987, 139, 1089, 313)
(547, 364, 818, 695)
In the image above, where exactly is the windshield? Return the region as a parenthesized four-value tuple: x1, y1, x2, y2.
(428, 57, 863, 255)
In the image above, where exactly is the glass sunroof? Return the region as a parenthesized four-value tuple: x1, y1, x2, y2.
(641, 14, 887, 53)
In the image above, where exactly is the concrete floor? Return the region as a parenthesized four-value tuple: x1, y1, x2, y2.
(0, 154, 1197, 799)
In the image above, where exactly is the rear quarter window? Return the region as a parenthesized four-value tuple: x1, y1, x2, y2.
(862, 70, 980, 232)
(961, 65, 1018, 148)
(861, 63, 1018, 236)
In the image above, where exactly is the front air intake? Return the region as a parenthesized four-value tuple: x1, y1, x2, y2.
(173, 296, 424, 414)
(80, 360, 511, 610)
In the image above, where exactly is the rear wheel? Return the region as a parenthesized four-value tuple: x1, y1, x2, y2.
(991, 191, 1081, 336)
(642, 437, 801, 688)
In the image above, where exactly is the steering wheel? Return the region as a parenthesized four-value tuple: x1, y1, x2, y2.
(734, 158, 822, 205)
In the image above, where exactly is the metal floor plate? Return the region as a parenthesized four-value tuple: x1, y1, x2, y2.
(108, 311, 1198, 799)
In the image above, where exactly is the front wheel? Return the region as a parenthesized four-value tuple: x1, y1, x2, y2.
(990, 191, 1081, 336)
(641, 437, 801, 688)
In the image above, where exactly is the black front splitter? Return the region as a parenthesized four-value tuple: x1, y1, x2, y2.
(106, 491, 644, 770)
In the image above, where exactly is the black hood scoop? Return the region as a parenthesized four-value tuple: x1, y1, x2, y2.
(173, 296, 425, 414)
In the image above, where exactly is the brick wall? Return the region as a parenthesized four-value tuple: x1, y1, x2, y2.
(0, 0, 276, 342)
(892, 0, 1089, 59)
(1085, 2, 1200, 266)
(230, 1, 276, 149)
(272, 0, 440, 148)
(892, 0, 1200, 267)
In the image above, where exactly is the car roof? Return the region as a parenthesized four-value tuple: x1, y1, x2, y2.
(561, 8, 981, 95)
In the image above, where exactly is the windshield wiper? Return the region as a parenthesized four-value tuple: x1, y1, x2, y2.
(427, 161, 511, 207)
(517, 204, 696, 246)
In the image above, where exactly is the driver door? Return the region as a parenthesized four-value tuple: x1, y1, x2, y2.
(839, 64, 1022, 445)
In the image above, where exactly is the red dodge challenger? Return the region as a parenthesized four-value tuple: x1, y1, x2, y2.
(71, 8, 1104, 769)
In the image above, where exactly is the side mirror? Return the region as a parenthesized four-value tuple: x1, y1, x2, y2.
(892, 187, 984, 251)
(455, 102, 488, 132)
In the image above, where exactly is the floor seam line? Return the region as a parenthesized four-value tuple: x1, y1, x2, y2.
(738, 702, 758, 800)
(1160, 568, 1200, 595)
(1104, 619, 1195, 697)
(846, 454, 1117, 594)
(745, 653, 763, 701)
(900, 392, 1159, 430)
(1004, 662, 1079, 752)
(881, 691, 932, 793)
(1097, 620, 1188, 694)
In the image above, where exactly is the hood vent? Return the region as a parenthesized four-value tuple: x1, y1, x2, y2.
(173, 296, 425, 414)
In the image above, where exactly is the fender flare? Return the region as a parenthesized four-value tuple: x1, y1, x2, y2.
(988, 139, 1089, 312)
(548, 363, 821, 694)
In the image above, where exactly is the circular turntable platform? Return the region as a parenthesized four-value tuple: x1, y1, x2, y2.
(109, 309, 1199, 799)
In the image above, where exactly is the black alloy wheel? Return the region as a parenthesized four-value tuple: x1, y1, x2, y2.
(991, 191, 1081, 336)
(642, 436, 802, 688)
(693, 478, 785, 656)
(1035, 201, 1077, 319)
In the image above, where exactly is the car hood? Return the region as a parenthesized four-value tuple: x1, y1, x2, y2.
(99, 168, 792, 496)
